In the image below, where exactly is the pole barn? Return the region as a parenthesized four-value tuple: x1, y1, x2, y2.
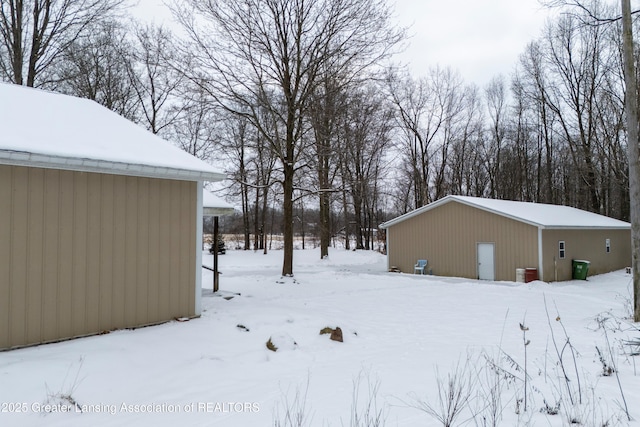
(0, 83, 225, 350)
(380, 196, 631, 282)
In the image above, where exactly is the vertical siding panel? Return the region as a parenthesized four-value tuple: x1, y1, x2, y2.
(178, 181, 195, 316)
(501, 223, 508, 278)
(10, 167, 29, 346)
(184, 182, 192, 315)
(157, 181, 172, 320)
(465, 206, 477, 278)
(436, 208, 448, 275)
(57, 170, 74, 339)
(443, 204, 460, 276)
(542, 231, 552, 280)
(72, 172, 88, 336)
(147, 179, 161, 323)
(177, 182, 187, 315)
(124, 176, 138, 327)
(169, 181, 181, 317)
(465, 208, 474, 277)
(0, 166, 11, 348)
(42, 169, 60, 342)
(494, 217, 504, 279)
(26, 168, 44, 345)
(86, 173, 102, 333)
(99, 174, 114, 331)
(169, 181, 178, 317)
(136, 178, 150, 325)
(497, 221, 507, 280)
(187, 182, 196, 315)
(112, 175, 126, 329)
(503, 221, 513, 279)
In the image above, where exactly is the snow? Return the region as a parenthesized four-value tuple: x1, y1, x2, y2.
(203, 190, 233, 210)
(0, 83, 223, 179)
(1, 249, 639, 426)
(203, 190, 235, 216)
(381, 195, 631, 229)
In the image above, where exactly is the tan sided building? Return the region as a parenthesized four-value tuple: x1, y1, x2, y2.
(0, 83, 225, 350)
(380, 196, 631, 282)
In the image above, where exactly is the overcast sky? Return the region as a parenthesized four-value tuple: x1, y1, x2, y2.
(393, 0, 552, 86)
(134, 0, 553, 87)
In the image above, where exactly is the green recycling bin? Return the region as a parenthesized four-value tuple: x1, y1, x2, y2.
(572, 260, 590, 280)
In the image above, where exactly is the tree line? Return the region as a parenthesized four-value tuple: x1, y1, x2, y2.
(1, 0, 637, 276)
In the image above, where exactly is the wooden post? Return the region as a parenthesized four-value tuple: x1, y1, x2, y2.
(213, 215, 220, 292)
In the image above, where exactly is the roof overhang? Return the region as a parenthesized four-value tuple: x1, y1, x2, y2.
(0, 150, 226, 182)
(203, 206, 235, 216)
(202, 190, 235, 216)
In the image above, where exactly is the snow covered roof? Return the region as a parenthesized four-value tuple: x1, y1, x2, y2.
(380, 195, 630, 230)
(203, 190, 235, 216)
(0, 83, 225, 182)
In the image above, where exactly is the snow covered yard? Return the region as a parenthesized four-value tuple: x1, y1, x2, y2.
(1, 249, 639, 426)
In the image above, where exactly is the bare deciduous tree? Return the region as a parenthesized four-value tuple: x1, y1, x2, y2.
(172, 0, 403, 276)
(515, 41, 561, 204)
(388, 67, 473, 207)
(308, 71, 347, 258)
(0, 0, 124, 87)
(129, 23, 183, 136)
(387, 71, 432, 209)
(52, 19, 138, 120)
(339, 85, 393, 250)
(484, 76, 508, 199)
(168, 86, 219, 161)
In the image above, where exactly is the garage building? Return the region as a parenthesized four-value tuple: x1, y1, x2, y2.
(380, 195, 631, 282)
(0, 83, 224, 350)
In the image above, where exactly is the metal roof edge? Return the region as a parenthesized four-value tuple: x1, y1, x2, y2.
(0, 150, 226, 182)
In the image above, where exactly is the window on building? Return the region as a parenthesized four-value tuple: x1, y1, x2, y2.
(559, 241, 566, 259)
(606, 239, 611, 253)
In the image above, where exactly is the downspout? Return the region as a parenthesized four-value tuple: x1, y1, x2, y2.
(538, 227, 544, 282)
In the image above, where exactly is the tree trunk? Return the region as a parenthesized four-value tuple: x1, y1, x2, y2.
(241, 181, 251, 250)
(239, 150, 251, 250)
(282, 161, 294, 276)
(10, 2, 24, 85)
(353, 192, 364, 249)
(319, 159, 331, 258)
(342, 189, 351, 250)
(300, 202, 305, 250)
(254, 182, 260, 250)
(622, 0, 640, 322)
(261, 185, 268, 254)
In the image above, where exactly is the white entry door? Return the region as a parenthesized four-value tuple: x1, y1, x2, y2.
(477, 243, 495, 280)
